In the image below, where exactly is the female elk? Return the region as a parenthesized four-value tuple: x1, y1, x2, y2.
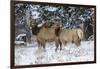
(57, 28, 84, 50)
(31, 20, 60, 51)
(49, 21, 84, 50)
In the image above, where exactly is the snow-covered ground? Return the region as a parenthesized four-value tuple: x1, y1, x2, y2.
(15, 41, 94, 65)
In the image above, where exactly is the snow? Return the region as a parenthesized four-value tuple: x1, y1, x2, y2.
(15, 41, 94, 65)
(14, 41, 25, 45)
(31, 11, 40, 19)
(45, 6, 57, 11)
(30, 5, 40, 10)
(16, 34, 26, 39)
(37, 23, 44, 27)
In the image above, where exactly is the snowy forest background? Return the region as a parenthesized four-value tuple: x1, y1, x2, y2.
(14, 3, 95, 65)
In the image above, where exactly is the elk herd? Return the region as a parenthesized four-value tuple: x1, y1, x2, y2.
(30, 20, 84, 51)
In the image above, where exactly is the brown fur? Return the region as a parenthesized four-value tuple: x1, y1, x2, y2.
(30, 20, 41, 35)
(58, 28, 84, 50)
(31, 20, 60, 50)
(31, 20, 84, 51)
(37, 27, 59, 49)
(51, 21, 61, 36)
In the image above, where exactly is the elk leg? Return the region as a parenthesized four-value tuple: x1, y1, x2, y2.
(58, 40, 62, 50)
(41, 40, 46, 50)
(55, 41, 59, 51)
(55, 39, 62, 51)
(43, 43, 46, 50)
(63, 41, 67, 46)
(59, 41, 62, 51)
(37, 40, 41, 49)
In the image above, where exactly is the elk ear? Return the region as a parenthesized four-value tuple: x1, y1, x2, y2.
(43, 21, 49, 28)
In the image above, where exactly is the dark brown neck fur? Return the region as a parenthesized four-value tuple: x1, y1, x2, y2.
(32, 25, 40, 35)
(55, 27, 60, 36)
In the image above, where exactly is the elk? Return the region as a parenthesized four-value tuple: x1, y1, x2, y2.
(57, 28, 84, 50)
(31, 20, 60, 51)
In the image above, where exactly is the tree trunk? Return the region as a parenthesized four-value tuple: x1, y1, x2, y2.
(25, 9, 32, 44)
